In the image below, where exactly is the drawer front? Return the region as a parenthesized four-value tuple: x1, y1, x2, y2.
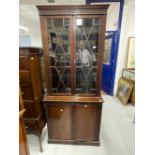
(19, 56, 30, 70)
(23, 100, 36, 118)
(19, 70, 31, 85)
(21, 86, 34, 100)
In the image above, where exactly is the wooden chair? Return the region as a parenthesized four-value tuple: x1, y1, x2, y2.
(19, 86, 30, 155)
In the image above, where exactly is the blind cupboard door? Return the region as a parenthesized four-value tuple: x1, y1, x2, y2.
(74, 104, 101, 141)
(47, 104, 73, 140)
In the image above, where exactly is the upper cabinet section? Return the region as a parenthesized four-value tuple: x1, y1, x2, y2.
(37, 5, 109, 96)
(37, 5, 109, 16)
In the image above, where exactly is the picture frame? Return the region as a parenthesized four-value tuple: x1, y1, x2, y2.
(126, 37, 135, 68)
(122, 68, 135, 81)
(117, 78, 134, 105)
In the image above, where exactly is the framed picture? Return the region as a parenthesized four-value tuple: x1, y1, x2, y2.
(117, 78, 134, 105)
(126, 37, 135, 68)
(122, 68, 135, 81)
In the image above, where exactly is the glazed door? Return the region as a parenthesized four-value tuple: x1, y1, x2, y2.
(75, 17, 103, 95)
(46, 17, 73, 95)
(47, 104, 73, 140)
(42, 15, 105, 96)
(74, 104, 101, 141)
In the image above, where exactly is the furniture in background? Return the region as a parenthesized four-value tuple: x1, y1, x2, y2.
(37, 5, 109, 145)
(19, 47, 46, 152)
(19, 86, 30, 155)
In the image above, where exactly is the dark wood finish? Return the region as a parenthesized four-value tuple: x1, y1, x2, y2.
(96, 16, 107, 96)
(44, 101, 102, 145)
(70, 17, 76, 95)
(74, 104, 101, 141)
(19, 56, 30, 70)
(37, 5, 108, 145)
(19, 70, 31, 85)
(21, 86, 34, 100)
(19, 48, 46, 152)
(37, 5, 109, 16)
(44, 96, 103, 103)
(48, 139, 99, 145)
(47, 104, 73, 140)
(40, 16, 51, 95)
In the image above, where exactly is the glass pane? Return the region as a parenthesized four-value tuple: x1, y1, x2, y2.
(76, 18, 99, 94)
(47, 18, 71, 93)
(103, 37, 112, 64)
(51, 67, 71, 93)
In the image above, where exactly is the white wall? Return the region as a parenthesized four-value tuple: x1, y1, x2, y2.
(19, 2, 120, 47)
(20, 0, 85, 5)
(19, 5, 42, 47)
(113, 0, 135, 94)
(92, 2, 120, 31)
(19, 1, 85, 47)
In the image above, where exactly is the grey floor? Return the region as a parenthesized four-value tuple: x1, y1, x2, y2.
(27, 94, 135, 155)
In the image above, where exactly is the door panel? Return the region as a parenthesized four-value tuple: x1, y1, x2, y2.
(47, 18, 72, 94)
(45, 16, 103, 96)
(102, 32, 116, 95)
(47, 104, 73, 140)
(75, 18, 99, 94)
(74, 104, 101, 141)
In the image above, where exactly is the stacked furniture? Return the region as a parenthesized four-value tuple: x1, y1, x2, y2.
(37, 5, 109, 145)
(19, 47, 46, 151)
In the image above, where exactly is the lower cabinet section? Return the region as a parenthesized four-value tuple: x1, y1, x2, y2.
(45, 102, 102, 145)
